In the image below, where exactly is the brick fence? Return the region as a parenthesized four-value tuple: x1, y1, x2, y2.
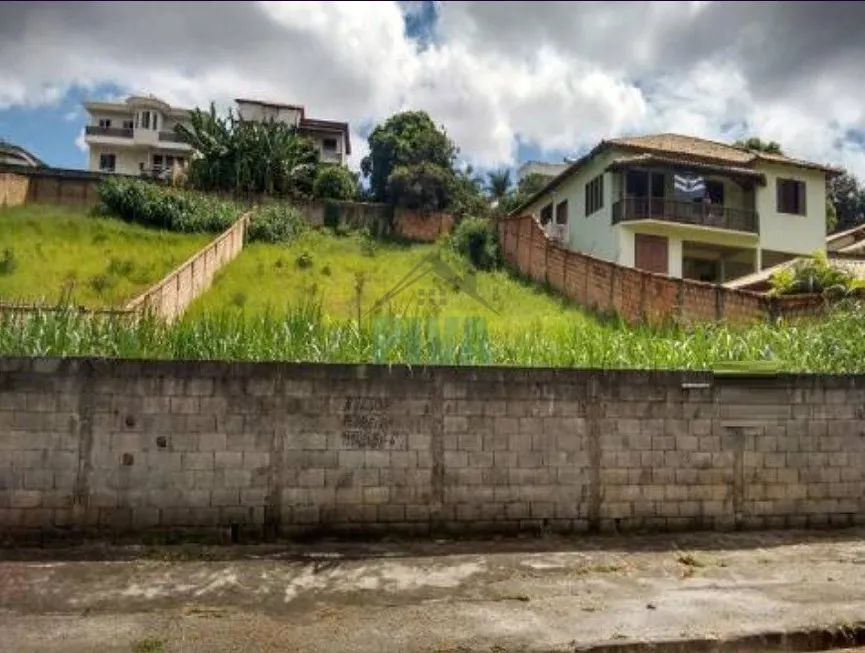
(1, 357, 863, 540)
(498, 213, 834, 325)
(124, 212, 250, 321)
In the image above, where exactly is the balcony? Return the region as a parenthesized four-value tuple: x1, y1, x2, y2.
(85, 125, 133, 139)
(158, 131, 186, 143)
(612, 197, 759, 234)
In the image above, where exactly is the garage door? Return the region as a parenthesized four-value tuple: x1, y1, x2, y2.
(634, 234, 669, 274)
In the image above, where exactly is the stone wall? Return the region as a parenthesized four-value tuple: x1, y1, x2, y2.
(499, 213, 835, 325)
(1, 357, 863, 540)
(124, 213, 250, 321)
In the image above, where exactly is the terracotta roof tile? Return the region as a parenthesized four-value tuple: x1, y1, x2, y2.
(607, 133, 754, 165)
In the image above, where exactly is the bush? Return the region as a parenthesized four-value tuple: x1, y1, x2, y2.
(770, 250, 855, 297)
(246, 203, 307, 244)
(0, 248, 18, 276)
(451, 217, 501, 271)
(97, 177, 238, 233)
(313, 166, 357, 201)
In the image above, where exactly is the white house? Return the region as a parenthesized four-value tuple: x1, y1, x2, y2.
(234, 98, 352, 165)
(513, 133, 840, 283)
(82, 95, 194, 178)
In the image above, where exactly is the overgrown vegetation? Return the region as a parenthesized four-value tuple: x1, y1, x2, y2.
(6, 297, 865, 372)
(770, 251, 856, 297)
(0, 204, 208, 307)
(451, 217, 501, 270)
(244, 202, 307, 245)
(97, 176, 238, 233)
(313, 165, 358, 201)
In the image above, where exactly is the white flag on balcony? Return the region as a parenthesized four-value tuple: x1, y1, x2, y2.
(674, 173, 705, 197)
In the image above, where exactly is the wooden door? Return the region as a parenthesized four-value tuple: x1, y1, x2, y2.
(634, 233, 669, 274)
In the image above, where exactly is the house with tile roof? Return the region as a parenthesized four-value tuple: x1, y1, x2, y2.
(0, 140, 46, 168)
(512, 133, 840, 284)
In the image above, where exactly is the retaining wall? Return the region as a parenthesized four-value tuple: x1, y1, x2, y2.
(1, 357, 863, 540)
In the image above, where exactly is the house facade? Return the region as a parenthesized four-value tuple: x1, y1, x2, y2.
(82, 95, 194, 178)
(234, 98, 351, 165)
(514, 134, 838, 283)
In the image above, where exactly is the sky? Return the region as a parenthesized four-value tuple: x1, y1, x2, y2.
(2, 0, 865, 180)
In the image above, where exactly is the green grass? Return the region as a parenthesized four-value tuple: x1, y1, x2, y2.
(186, 229, 597, 333)
(0, 204, 210, 307)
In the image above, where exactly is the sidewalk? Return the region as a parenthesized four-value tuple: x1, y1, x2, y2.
(1, 530, 865, 652)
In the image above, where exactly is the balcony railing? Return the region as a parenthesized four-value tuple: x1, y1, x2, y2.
(612, 197, 759, 234)
(158, 131, 187, 143)
(85, 125, 133, 139)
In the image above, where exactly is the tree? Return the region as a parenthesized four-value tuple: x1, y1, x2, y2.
(733, 136, 783, 154)
(175, 103, 320, 198)
(486, 168, 512, 203)
(313, 165, 358, 201)
(828, 169, 865, 231)
(360, 111, 459, 212)
(499, 172, 552, 215)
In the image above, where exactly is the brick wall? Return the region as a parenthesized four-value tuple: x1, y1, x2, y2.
(499, 214, 833, 324)
(124, 213, 250, 322)
(393, 209, 454, 242)
(2, 357, 864, 540)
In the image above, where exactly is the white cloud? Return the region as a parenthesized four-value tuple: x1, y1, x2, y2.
(1, 1, 864, 177)
(74, 128, 86, 153)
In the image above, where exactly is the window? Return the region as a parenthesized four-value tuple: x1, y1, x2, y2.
(706, 179, 725, 205)
(98, 118, 112, 128)
(540, 203, 553, 225)
(138, 111, 151, 129)
(99, 153, 116, 172)
(152, 154, 164, 167)
(122, 120, 134, 130)
(322, 138, 338, 151)
(777, 178, 806, 215)
(555, 200, 568, 225)
(585, 175, 604, 216)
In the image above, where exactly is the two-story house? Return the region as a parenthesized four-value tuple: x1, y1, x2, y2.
(234, 98, 351, 165)
(512, 133, 839, 283)
(83, 95, 194, 178)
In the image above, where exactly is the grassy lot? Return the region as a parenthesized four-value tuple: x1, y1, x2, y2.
(0, 204, 210, 307)
(186, 230, 596, 332)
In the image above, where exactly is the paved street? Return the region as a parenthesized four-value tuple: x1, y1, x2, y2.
(1, 530, 865, 652)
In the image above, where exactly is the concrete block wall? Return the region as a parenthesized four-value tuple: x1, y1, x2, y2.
(1, 357, 864, 539)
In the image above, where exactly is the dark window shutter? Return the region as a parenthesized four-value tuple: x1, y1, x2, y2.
(797, 181, 806, 215)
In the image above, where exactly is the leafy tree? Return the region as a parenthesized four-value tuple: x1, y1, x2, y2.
(176, 103, 320, 199)
(313, 165, 358, 201)
(734, 136, 783, 154)
(360, 111, 461, 212)
(828, 169, 865, 231)
(499, 172, 552, 214)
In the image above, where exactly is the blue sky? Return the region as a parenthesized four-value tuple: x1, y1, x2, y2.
(2, 1, 864, 179)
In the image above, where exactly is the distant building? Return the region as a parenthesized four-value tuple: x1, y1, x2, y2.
(517, 160, 570, 181)
(82, 95, 194, 178)
(0, 140, 45, 168)
(234, 98, 351, 165)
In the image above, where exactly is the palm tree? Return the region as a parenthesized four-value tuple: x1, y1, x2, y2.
(486, 168, 512, 203)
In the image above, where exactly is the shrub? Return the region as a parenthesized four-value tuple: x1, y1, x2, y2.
(770, 251, 854, 298)
(451, 217, 501, 271)
(97, 177, 238, 234)
(0, 248, 18, 276)
(314, 166, 358, 201)
(246, 203, 307, 244)
(295, 252, 314, 269)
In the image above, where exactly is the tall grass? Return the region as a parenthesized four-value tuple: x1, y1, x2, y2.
(4, 299, 865, 372)
(0, 204, 209, 307)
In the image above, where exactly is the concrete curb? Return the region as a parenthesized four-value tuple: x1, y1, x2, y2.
(572, 624, 865, 653)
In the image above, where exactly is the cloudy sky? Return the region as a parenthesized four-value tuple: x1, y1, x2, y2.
(2, 0, 865, 178)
